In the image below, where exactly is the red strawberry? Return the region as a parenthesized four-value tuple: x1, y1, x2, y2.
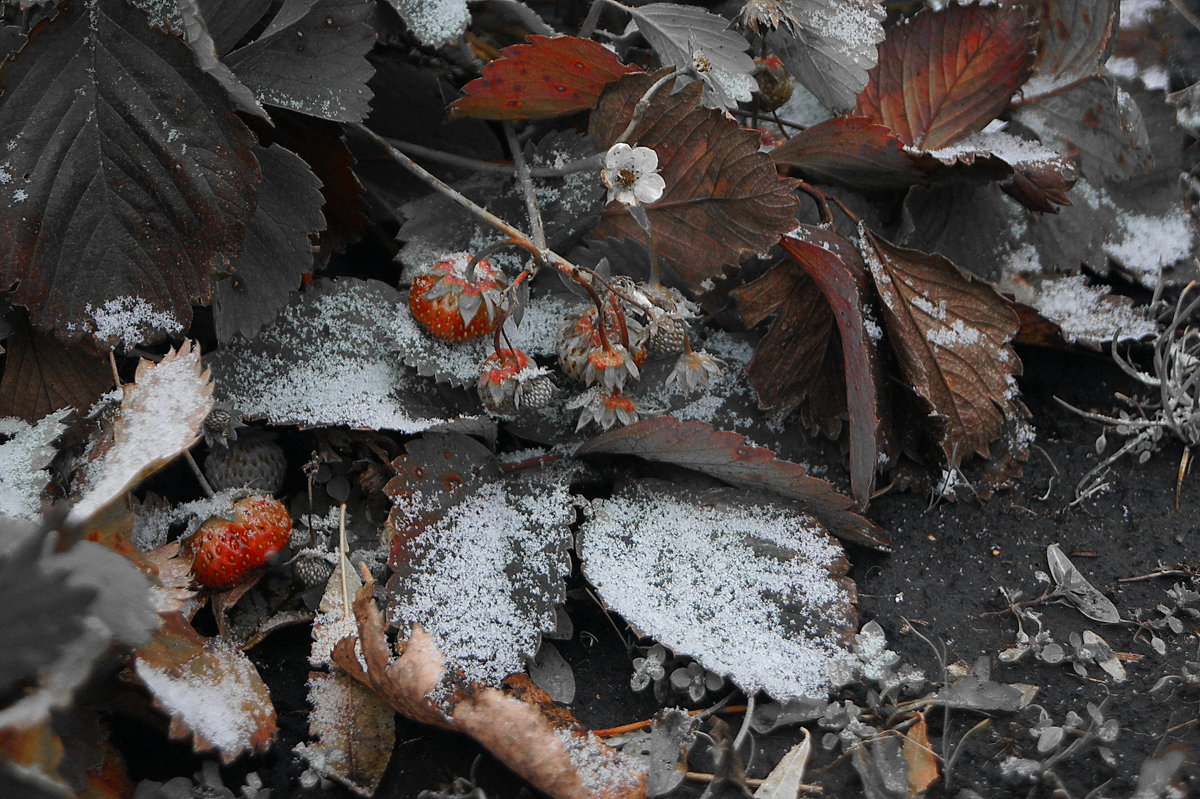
(408, 256, 507, 341)
(189, 496, 293, 590)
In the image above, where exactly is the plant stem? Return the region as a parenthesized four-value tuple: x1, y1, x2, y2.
(504, 122, 547, 255)
(383, 136, 602, 178)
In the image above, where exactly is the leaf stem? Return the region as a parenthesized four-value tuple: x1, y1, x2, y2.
(503, 122, 548, 255)
(613, 69, 679, 146)
(382, 136, 603, 178)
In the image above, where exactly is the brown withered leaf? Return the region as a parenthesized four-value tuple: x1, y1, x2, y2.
(132, 613, 276, 763)
(858, 228, 1022, 464)
(904, 716, 939, 795)
(334, 574, 647, 799)
(732, 259, 845, 437)
(0, 319, 112, 423)
(577, 417, 887, 549)
(779, 228, 888, 508)
(589, 74, 799, 292)
(855, 3, 1036, 150)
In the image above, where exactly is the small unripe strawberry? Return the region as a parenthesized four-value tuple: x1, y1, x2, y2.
(189, 496, 292, 590)
(408, 256, 507, 341)
(476, 348, 554, 417)
(753, 55, 793, 112)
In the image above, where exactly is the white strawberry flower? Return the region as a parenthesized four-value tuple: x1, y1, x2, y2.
(601, 143, 666, 206)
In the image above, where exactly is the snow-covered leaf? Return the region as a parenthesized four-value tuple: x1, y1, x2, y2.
(208, 279, 480, 431)
(0, 0, 260, 339)
(578, 417, 886, 549)
(383, 0, 468, 46)
(766, 0, 885, 112)
(579, 481, 856, 700)
(0, 409, 71, 520)
(212, 144, 325, 343)
(384, 434, 575, 694)
(1046, 544, 1121, 624)
(1009, 274, 1157, 345)
(627, 3, 757, 108)
(69, 342, 214, 524)
(222, 0, 375, 122)
(133, 613, 276, 762)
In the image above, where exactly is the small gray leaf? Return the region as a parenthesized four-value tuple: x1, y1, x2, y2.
(1046, 544, 1122, 624)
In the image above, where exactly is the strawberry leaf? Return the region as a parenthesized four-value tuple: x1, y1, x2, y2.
(196, 0, 273, 54)
(0, 320, 112, 423)
(384, 434, 575, 693)
(1012, 75, 1151, 182)
(0, 0, 260, 339)
(771, 115, 931, 190)
(176, 0, 269, 121)
(765, 0, 885, 112)
(780, 229, 887, 507)
(855, 3, 1036, 150)
(626, 3, 757, 108)
(451, 35, 640, 120)
(207, 279, 482, 431)
(222, 0, 376, 123)
(578, 417, 887, 548)
(0, 409, 71, 520)
(1023, 0, 1119, 100)
(589, 75, 800, 292)
(858, 228, 1022, 463)
(578, 481, 857, 700)
(212, 145, 325, 343)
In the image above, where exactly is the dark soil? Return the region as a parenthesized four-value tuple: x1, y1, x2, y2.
(116, 342, 1200, 798)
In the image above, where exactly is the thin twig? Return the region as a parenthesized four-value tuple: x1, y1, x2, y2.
(593, 703, 748, 737)
(504, 122, 547, 255)
(614, 69, 679, 145)
(383, 136, 602, 178)
(732, 693, 756, 754)
(184, 451, 215, 498)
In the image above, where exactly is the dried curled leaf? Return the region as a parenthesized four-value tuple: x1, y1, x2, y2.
(336, 577, 647, 799)
(579, 481, 857, 700)
(69, 342, 214, 524)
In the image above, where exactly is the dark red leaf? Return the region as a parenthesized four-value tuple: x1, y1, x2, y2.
(451, 35, 640, 120)
(589, 74, 800, 292)
(859, 229, 1022, 463)
(781, 228, 887, 507)
(577, 417, 888, 549)
(0, 0, 260, 339)
(855, 3, 1037, 150)
(771, 115, 930, 190)
(0, 318, 112, 422)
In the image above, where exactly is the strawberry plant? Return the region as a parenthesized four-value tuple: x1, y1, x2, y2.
(0, 0, 1198, 797)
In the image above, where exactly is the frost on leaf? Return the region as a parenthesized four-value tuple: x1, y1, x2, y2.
(626, 3, 757, 108)
(384, 434, 575, 695)
(134, 614, 276, 762)
(0, 0, 260, 339)
(297, 552, 394, 796)
(69, 342, 214, 525)
(859, 228, 1022, 464)
(221, 0, 376, 123)
(579, 481, 857, 700)
(0, 408, 71, 520)
(208, 279, 479, 431)
(212, 144, 326, 344)
(589, 74, 800, 292)
(1009, 274, 1158, 345)
(766, 0, 885, 112)
(384, 0, 469, 47)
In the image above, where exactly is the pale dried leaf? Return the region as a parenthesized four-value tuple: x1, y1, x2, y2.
(1046, 544, 1121, 624)
(753, 729, 811, 798)
(69, 342, 214, 524)
(295, 672, 395, 796)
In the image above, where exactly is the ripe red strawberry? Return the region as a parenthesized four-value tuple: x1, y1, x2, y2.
(189, 496, 293, 590)
(408, 256, 507, 341)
